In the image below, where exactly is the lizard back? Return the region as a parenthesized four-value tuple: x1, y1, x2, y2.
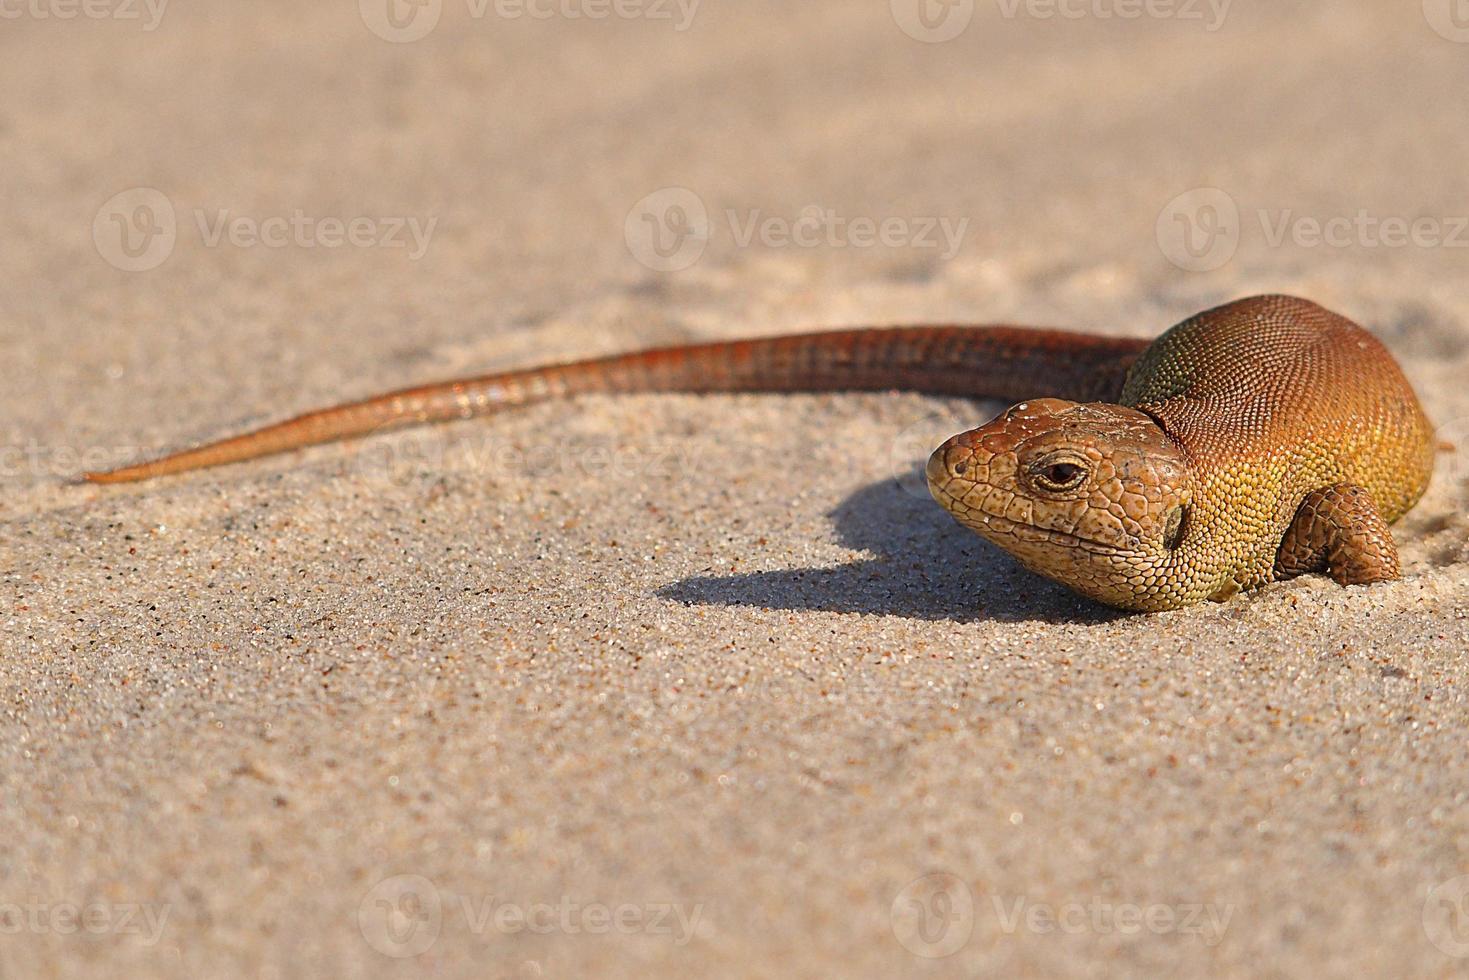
(1119, 295, 1434, 593)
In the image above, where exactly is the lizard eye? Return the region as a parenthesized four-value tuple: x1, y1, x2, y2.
(1030, 456, 1089, 492)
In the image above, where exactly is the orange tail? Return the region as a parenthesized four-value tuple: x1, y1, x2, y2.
(83, 326, 1146, 484)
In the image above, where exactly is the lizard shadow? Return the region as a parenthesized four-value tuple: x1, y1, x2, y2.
(659, 467, 1128, 625)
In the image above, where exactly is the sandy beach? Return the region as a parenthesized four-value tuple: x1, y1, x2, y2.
(3, 1, 1469, 975)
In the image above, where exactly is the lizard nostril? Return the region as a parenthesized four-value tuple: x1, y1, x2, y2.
(953, 461, 968, 475)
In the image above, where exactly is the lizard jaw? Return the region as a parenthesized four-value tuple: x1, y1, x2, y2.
(926, 479, 1128, 556)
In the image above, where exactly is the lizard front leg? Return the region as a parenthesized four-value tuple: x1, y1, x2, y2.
(1274, 484, 1401, 586)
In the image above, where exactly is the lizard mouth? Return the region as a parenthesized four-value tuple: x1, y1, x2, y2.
(928, 484, 1127, 556)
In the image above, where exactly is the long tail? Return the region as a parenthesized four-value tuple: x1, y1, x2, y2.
(83, 326, 1148, 483)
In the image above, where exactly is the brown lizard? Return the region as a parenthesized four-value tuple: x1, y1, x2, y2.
(84, 294, 1435, 611)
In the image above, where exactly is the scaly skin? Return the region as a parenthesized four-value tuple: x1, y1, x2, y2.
(926, 295, 1435, 610)
(84, 295, 1434, 611)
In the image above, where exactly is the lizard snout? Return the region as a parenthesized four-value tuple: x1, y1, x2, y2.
(925, 427, 999, 503)
(925, 398, 1077, 502)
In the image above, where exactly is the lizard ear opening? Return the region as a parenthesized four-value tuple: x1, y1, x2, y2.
(1163, 505, 1188, 551)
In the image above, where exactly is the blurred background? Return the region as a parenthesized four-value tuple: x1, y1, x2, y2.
(7, 0, 1468, 477)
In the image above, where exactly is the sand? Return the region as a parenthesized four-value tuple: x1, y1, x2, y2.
(3, 1, 1469, 976)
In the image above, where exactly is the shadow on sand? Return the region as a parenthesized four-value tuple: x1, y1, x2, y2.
(660, 467, 1129, 625)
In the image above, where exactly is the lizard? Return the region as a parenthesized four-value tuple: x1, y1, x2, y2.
(83, 294, 1436, 612)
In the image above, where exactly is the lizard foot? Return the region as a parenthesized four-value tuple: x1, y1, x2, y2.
(1275, 484, 1401, 586)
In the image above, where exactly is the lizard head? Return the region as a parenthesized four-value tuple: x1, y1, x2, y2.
(925, 398, 1193, 611)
